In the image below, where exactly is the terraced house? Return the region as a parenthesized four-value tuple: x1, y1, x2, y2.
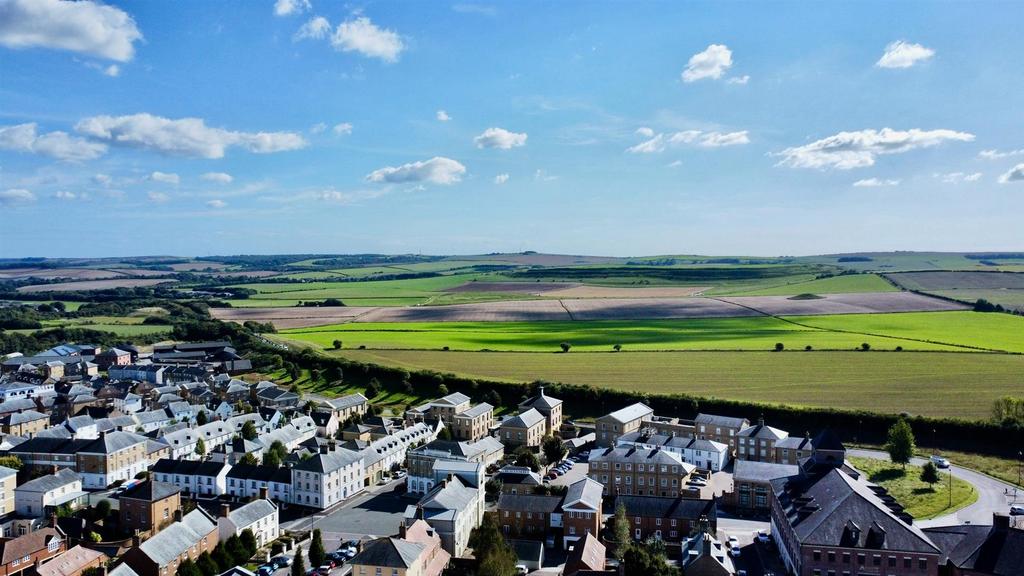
(736, 418, 790, 463)
(290, 447, 365, 509)
(588, 446, 696, 497)
(450, 402, 494, 442)
(595, 403, 653, 447)
(121, 509, 218, 576)
(694, 413, 750, 453)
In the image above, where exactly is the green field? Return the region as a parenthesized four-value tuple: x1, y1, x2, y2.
(278, 311, 1022, 353)
(321, 348, 1024, 420)
(847, 457, 976, 519)
(723, 273, 897, 296)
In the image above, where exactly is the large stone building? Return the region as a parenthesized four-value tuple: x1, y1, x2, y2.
(349, 520, 451, 576)
(595, 403, 653, 447)
(588, 446, 695, 497)
(518, 387, 563, 434)
(406, 437, 503, 494)
(122, 509, 219, 576)
(614, 496, 716, 543)
(290, 446, 365, 510)
(498, 408, 547, 448)
(403, 476, 482, 557)
(450, 402, 494, 442)
(736, 418, 790, 463)
(118, 480, 182, 535)
(494, 477, 603, 549)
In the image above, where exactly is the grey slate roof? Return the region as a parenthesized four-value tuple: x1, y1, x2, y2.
(591, 446, 693, 471)
(562, 477, 603, 510)
(923, 522, 1024, 574)
(733, 460, 799, 483)
(519, 388, 562, 410)
(737, 422, 788, 441)
(137, 509, 216, 565)
(291, 448, 363, 474)
(228, 499, 277, 528)
(16, 468, 81, 493)
(322, 393, 368, 411)
(695, 413, 748, 429)
(351, 537, 426, 569)
(615, 495, 717, 522)
(78, 431, 147, 454)
(433, 392, 470, 406)
(457, 402, 493, 419)
(603, 403, 653, 424)
(493, 466, 542, 486)
(120, 480, 180, 502)
(497, 494, 562, 514)
(501, 408, 545, 429)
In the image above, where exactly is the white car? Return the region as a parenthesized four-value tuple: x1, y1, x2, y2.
(930, 455, 951, 469)
(730, 546, 742, 558)
(1010, 505, 1024, 516)
(515, 565, 528, 575)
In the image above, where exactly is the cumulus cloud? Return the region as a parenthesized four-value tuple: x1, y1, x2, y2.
(93, 173, 112, 186)
(494, 173, 509, 185)
(998, 163, 1024, 184)
(626, 129, 748, 153)
(310, 122, 327, 134)
(294, 16, 330, 40)
(74, 113, 307, 158)
(635, 127, 655, 138)
(331, 16, 404, 62)
(332, 122, 353, 135)
(103, 64, 120, 76)
(366, 157, 466, 185)
(274, 0, 310, 17)
(53, 190, 79, 200)
(727, 75, 750, 85)
(935, 172, 982, 183)
(474, 127, 527, 149)
(682, 44, 732, 82)
(852, 178, 900, 187)
(436, 110, 451, 122)
(147, 191, 169, 203)
(876, 40, 935, 69)
(149, 171, 179, 184)
(201, 172, 233, 184)
(534, 169, 557, 181)
(0, 188, 36, 205)
(0, 122, 108, 161)
(206, 199, 227, 208)
(0, 0, 142, 62)
(979, 149, 1024, 160)
(775, 128, 975, 170)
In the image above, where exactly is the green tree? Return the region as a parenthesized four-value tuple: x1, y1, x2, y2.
(332, 339, 343, 350)
(774, 342, 785, 351)
(366, 378, 381, 398)
(886, 418, 916, 469)
(484, 479, 503, 499)
(920, 461, 941, 488)
(513, 447, 540, 472)
(613, 344, 622, 352)
(860, 342, 871, 351)
(266, 440, 288, 468)
(291, 546, 306, 576)
(485, 389, 502, 407)
(468, 514, 517, 576)
(240, 529, 258, 558)
(176, 559, 203, 576)
(212, 544, 233, 572)
(309, 528, 326, 568)
(437, 383, 449, 396)
(611, 503, 631, 560)
(621, 543, 679, 576)
(437, 426, 453, 441)
(196, 410, 208, 425)
(226, 534, 249, 565)
(541, 435, 565, 465)
(0, 456, 23, 470)
(241, 420, 258, 441)
(94, 499, 112, 520)
(559, 342, 571, 353)
(239, 452, 259, 466)
(195, 438, 206, 457)
(196, 552, 219, 576)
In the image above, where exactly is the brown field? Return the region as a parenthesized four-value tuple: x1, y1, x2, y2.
(211, 306, 377, 329)
(886, 271, 1024, 291)
(16, 278, 177, 293)
(547, 285, 710, 298)
(447, 281, 576, 293)
(561, 297, 754, 320)
(0, 267, 127, 281)
(355, 299, 571, 322)
(717, 291, 968, 315)
(205, 269, 282, 278)
(107, 268, 175, 277)
(169, 262, 232, 271)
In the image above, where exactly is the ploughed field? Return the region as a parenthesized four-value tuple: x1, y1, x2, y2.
(885, 271, 1024, 312)
(276, 311, 1023, 353)
(327, 349, 1024, 420)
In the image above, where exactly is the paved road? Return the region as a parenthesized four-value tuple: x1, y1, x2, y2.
(847, 448, 1018, 527)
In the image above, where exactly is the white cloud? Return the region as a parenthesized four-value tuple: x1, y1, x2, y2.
(876, 41, 935, 69)
(53, 190, 78, 200)
(534, 169, 557, 181)
(667, 160, 683, 168)
(201, 172, 233, 184)
(294, 16, 330, 41)
(274, 0, 310, 17)
(331, 16, 404, 63)
(0, 122, 107, 161)
(366, 157, 466, 185)
(935, 172, 982, 183)
(75, 113, 307, 158)
(0, 188, 36, 205)
(727, 75, 750, 85)
(852, 178, 900, 187)
(149, 171, 179, 184)
(627, 129, 747, 153)
(494, 173, 509, 184)
(103, 64, 120, 76)
(682, 44, 732, 82)
(332, 122, 353, 135)
(979, 149, 1024, 160)
(700, 131, 750, 147)
(206, 199, 227, 208)
(775, 128, 975, 170)
(93, 173, 112, 186)
(635, 127, 655, 138)
(310, 122, 327, 134)
(474, 127, 528, 149)
(436, 110, 451, 122)
(998, 163, 1024, 184)
(0, 0, 143, 62)
(147, 191, 169, 203)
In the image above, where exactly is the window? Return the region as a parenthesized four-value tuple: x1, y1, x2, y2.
(903, 558, 912, 569)
(828, 552, 836, 563)
(843, 553, 851, 564)
(857, 554, 865, 565)
(918, 559, 927, 570)
(813, 551, 821, 562)
(888, 557, 896, 568)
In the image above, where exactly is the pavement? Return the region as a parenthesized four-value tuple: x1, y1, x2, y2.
(847, 448, 1019, 527)
(281, 475, 411, 543)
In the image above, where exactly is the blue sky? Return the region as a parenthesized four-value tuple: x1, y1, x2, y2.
(1, 0, 1022, 258)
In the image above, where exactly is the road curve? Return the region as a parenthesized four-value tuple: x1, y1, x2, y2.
(847, 448, 1020, 527)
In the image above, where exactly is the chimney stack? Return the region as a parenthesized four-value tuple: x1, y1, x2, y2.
(320, 444, 329, 454)
(174, 509, 183, 522)
(259, 486, 269, 500)
(131, 534, 142, 548)
(398, 523, 407, 538)
(220, 504, 231, 518)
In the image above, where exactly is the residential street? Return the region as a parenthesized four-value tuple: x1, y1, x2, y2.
(847, 448, 1019, 527)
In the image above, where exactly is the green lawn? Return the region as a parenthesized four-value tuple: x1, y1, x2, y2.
(847, 457, 977, 519)
(319, 348, 1024, 420)
(724, 273, 897, 296)
(788, 311, 1024, 353)
(278, 316, 971, 352)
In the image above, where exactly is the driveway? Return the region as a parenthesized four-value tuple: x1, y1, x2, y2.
(847, 448, 1017, 527)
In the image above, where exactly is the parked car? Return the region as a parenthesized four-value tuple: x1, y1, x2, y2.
(688, 477, 707, 486)
(1010, 505, 1024, 515)
(341, 548, 357, 559)
(272, 556, 292, 568)
(326, 552, 345, 563)
(256, 566, 275, 576)
(730, 546, 742, 558)
(930, 455, 951, 469)
(318, 566, 332, 576)
(305, 569, 318, 576)
(394, 470, 407, 479)
(545, 472, 557, 480)
(756, 530, 770, 544)
(515, 565, 529, 575)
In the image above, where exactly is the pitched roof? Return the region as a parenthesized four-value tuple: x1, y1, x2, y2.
(0, 527, 63, 564)
(564, 533, 605, 575)
(923, 520, 1024, 574)
(151, 458, 229, 477)
(350, 538, 426, 569)
(120, 480, 180, 502)
(227, 499, 278, 528)
(493, 466, 542, 486)
(695, 413, 748, 429)
(733, 460, 800, 483)
(79, 431, 147, 454)
(291, 448, 363, 474)
(519, 387, 562, 410)
(108, 563, 141, 576)
(813, 428, 846, 452)
(737, 421, 789, 440)
(17, 468, 82, 493)
(37, 545, 107, 576)
(563, 477, 604, 510)
(501, 408, 545, 429)
(225, 464, 291, 484)
(497, 494, 563, 514)
(433, 392, 470, 406)
(457, 402, 493, 419)
(591, 446, 694, 471)
(603, 403, 653, 424)
(615, 496, 717, 522)
(137, 509, 217, 565)
(322, 393, 368, 411)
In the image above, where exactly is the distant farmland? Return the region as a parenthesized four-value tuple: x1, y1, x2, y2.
(17, 278, 177, 293)
(885, 271, 1024, 312)
(329, 349, 1024, 420)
